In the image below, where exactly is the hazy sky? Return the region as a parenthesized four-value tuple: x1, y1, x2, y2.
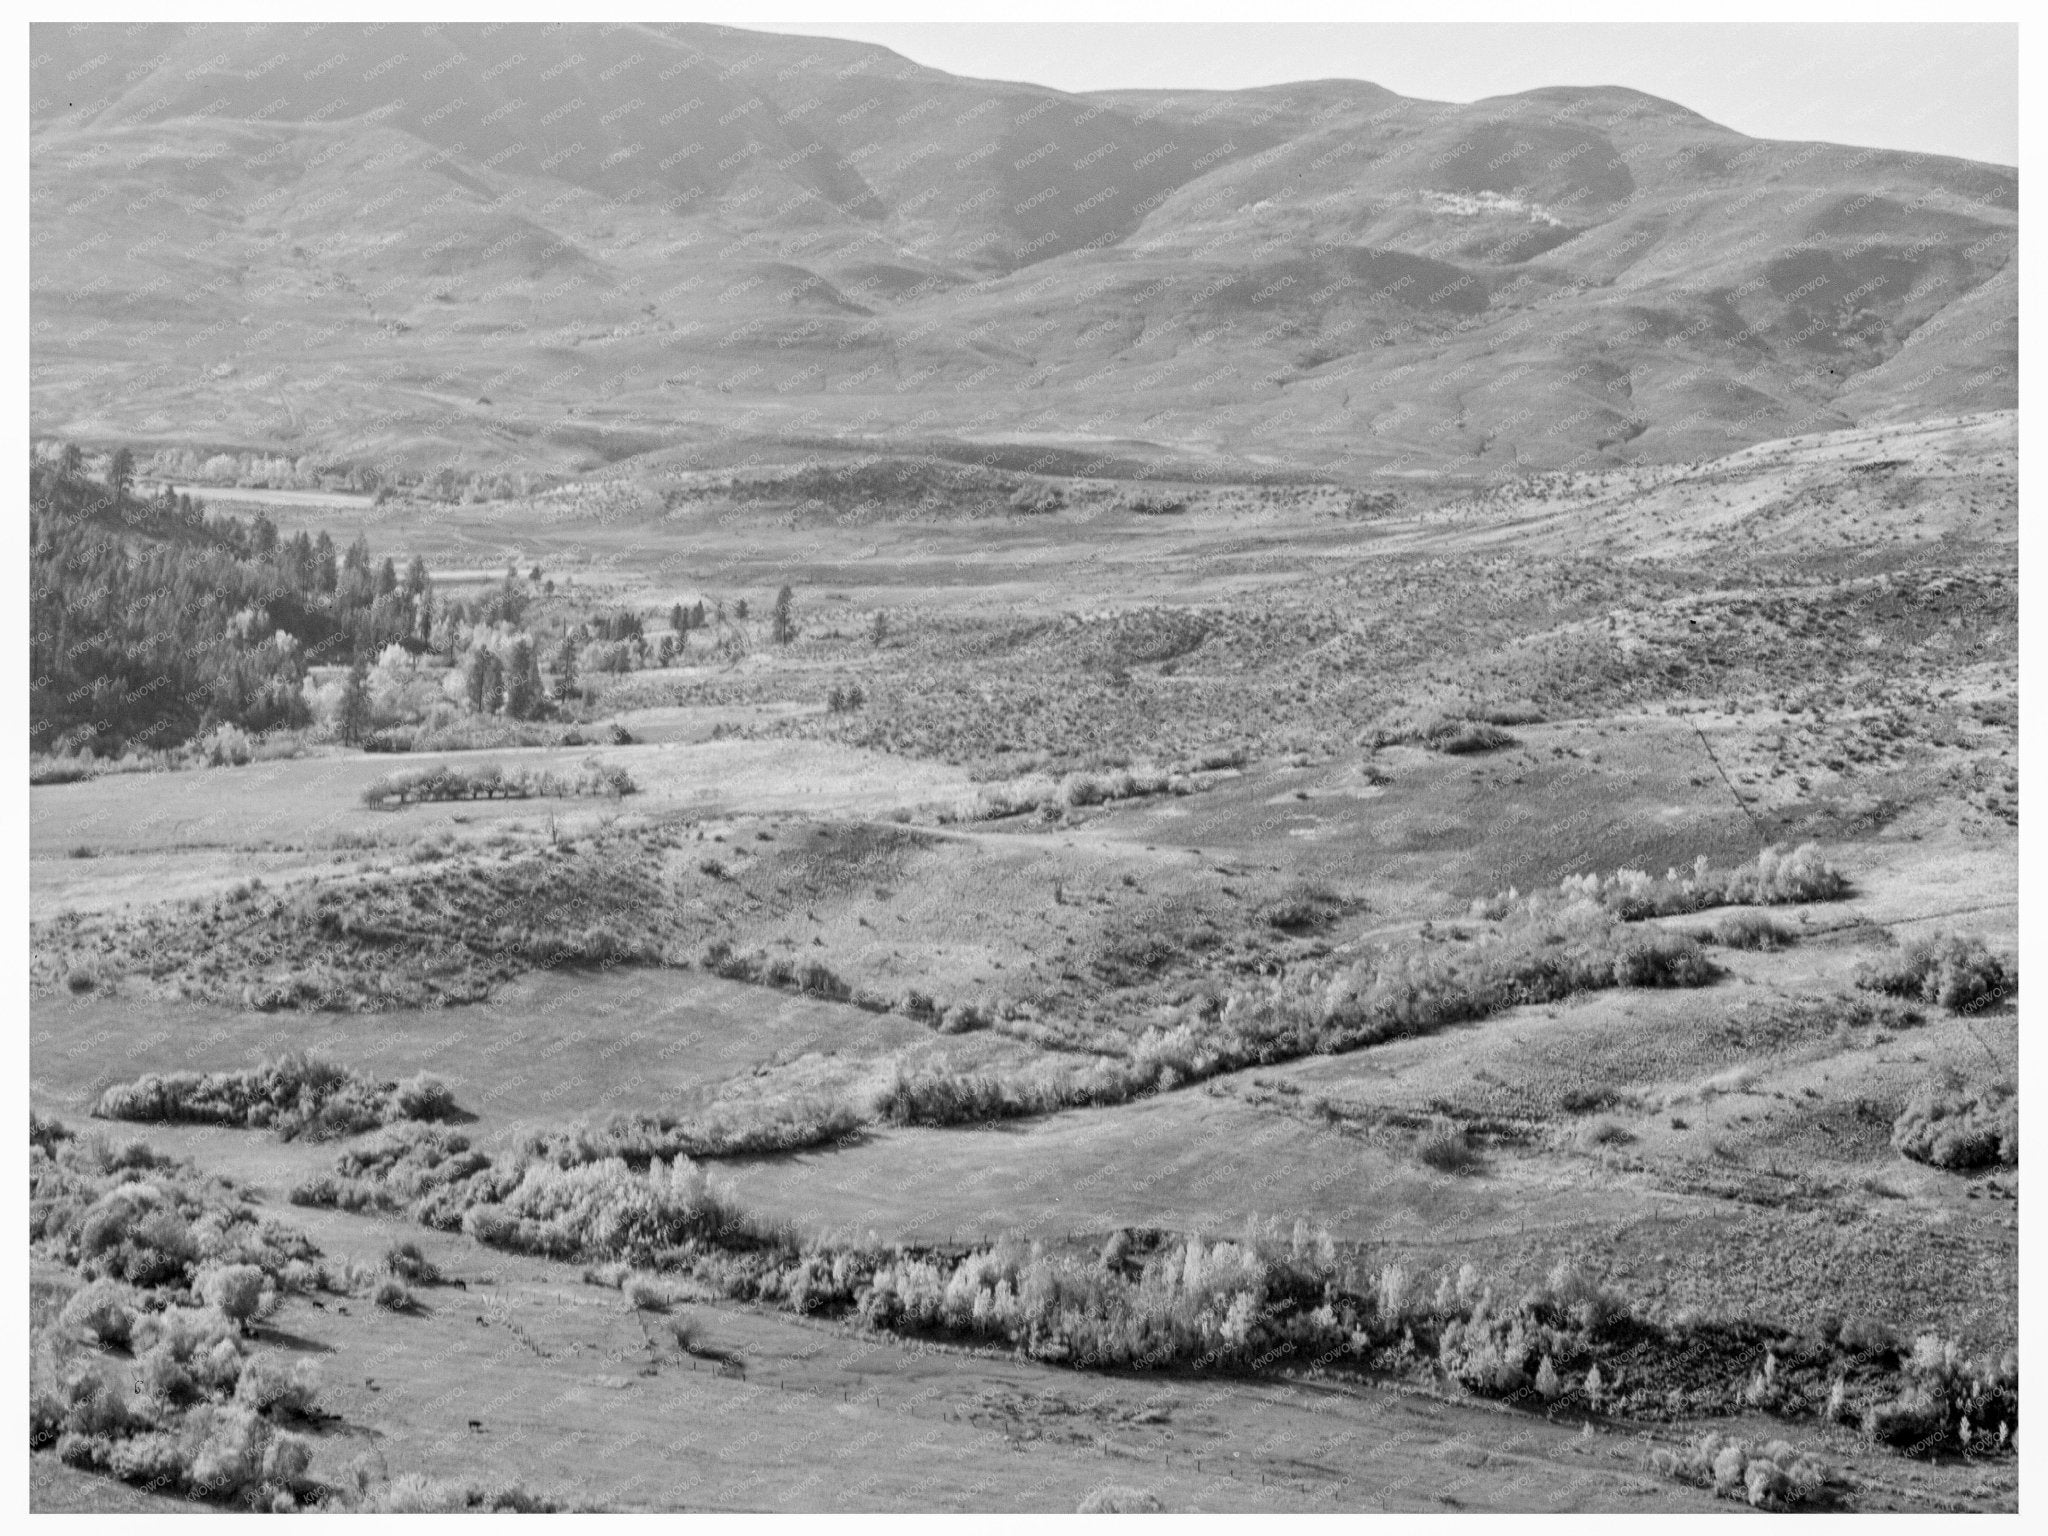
(754, 23, 2017, 166)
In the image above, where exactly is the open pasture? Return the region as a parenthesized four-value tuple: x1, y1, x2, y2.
(28, 412, 2019, 1513)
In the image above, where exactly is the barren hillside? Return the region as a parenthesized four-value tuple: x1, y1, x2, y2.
(32, 23, 2016, 478)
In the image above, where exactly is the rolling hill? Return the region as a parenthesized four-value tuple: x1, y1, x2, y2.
(30, 22, 2017, 482)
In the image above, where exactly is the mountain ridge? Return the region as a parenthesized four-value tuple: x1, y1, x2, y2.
(31, 21, 2016, 482)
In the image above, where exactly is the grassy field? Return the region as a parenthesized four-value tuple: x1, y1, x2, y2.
(29, 416, 2018, 1512)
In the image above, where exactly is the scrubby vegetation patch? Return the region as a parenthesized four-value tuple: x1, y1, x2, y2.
(94, 1052, 461, 1141)
(518, 1100, 862, 1166)
(360, 758, 636, 808)
(1559, 844, 1849, 919)
(1855, 932, 2015, 1013)
(270, 1110, 2021, 1454)
(1891, 1075, 2016, 1171)
(1649, 1432, 1834, 1509)
(873, 905, 1716, 1128)
(31, 1118, 331, 1508)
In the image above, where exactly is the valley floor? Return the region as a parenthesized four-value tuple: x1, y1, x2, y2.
(27, 417, 2019, 1512)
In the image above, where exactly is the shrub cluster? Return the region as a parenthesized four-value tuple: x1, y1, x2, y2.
(293, 1127, 811, 1281)
(1259, 882, 1347, 932)
(1424, 719, 1516, 755)
(30, 1116, 607, 1511)
(874, 1057, 1152, 1128)
(94, 1052, 461, 1142)
(383, 1239, 441, 1285)
(1415, 1119, 1481, 1173)
(700, 941, 854, 1001)
(1008, 483, 1065, 515)
(42, 1285, 556, 1511)
(58, 1278, 139, 1347)
(33, 1130, 322, 1297)
(460, 1156, 771, 1263)
(849, 1226, 1346, 1371)
(365, 715, 609, 756)
(31, 1110, 74, 1155)
(1436, 1266, 1623, 1400)
(1649, 1432, 1832, 1509)
(1078, 1486, 1164, 1512)
(936, 764, 1188, 824)
(360, 758, 636, 808)
(516, 922, 663, 969)
(517, 1100, 862, 1167)
(292, 1123, 785, 1265)
(1891, 1077, 2016, 1171)
(1553, 844, 1849, 920)
(31, 756, 99, 785)
(1855, 933, 2015, 1013)
(1706, 910, 1796, 950)
(289, 1125, 502, 1226)
(304, 1085, 858, 1222)
(341, 1474, 578, 1512)
(373, 1277, 416, 1312)
(934, 1001, 990, 1034)
(45, 1390, 317, 1511)
(1115, 488, 1190, 515)
(31, 1118, 331, 1509)
(1861, 1334, 2018, 1455)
